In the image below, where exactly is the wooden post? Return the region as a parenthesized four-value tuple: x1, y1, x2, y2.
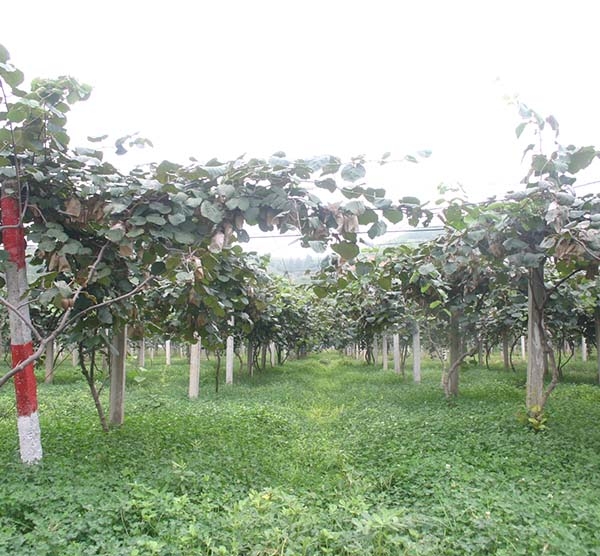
(44, 342, 54, 384)
(393, 333, 401, 374)
(188, 339, 201, 399)
(412, 326, 421, 383)
(1, 177, 42, 463)
(109, 326, 128, 427)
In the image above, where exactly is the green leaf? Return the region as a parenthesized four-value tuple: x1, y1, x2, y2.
(87, 134, 109, 143)
(400, 196, 421, 205)
(367, 220, 387, 239)
(0, 64, 24, 88)
(502, 237, 529, 251)
(146, 214, 167, 226)
(357, 208, 378, 226)
(150, 261, 166, 275)
(156, 160, 182, 184)
(200, 201, 224, 224)
(417, 262, 436, 275)
(429, 300, 442, 309)
(313, 286, 328, 298)
(0, 44, 9, 63)
(173, 230, 196, 245)
(315, 178, 337, 193)
(344, 200, 365, 215)
(308, 240, 327, 253)
(382, 208, 403, 224)
(568, 146, 597, 174)
(168, 213, 186, 225)
(515, 121, 528, 138)
(341, 163, 366, 183)
(377, 275, 392, 290)
(7, 104, 28, 122)
(545, 115, 559, 134)
(332, 241, 359, 260)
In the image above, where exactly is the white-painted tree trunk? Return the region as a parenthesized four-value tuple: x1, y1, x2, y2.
(109, 326, 128, 427)
(521, 336, 526, 360)
(137, 337, 145, 368)
(382, 335, 388, 371)
(412, 327, 421, 383)
(188, 339, 201, 399)
(72, 348, 79, 367)
(165, 340, 171, 366)
(393, 333, 401, 374)
(44, 341, 54, 384)
(2, 177, 42, 463)
(582, 336, 587, 362)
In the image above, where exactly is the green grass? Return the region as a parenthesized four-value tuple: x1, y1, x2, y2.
(1, 352, 600, 555)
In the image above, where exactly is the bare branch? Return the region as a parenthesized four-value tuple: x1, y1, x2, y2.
(63, 276, 152, 328)
(0, 296, 43, 341)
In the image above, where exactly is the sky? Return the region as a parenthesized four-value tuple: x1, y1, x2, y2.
(3, 0, 600, 254)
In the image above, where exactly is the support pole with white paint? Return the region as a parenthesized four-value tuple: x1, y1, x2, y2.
(189, 338, 201, 398)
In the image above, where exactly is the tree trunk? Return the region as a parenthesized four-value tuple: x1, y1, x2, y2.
(1, 177, 43, 463)
(595, 307, 600, 385)
(247, 340, 254, 377)
(373, 336, 378, 365)
(44, 341, 54, 384)
(108, 326, 127, 427)
(502, 332, 510, 370)
(165, 339, 171, 366)
(79, 346, 109, 432)
(188, 339, 201, 399)
(260, 343, 268, 371)
(526, 263, 546, 412)
(393, 333, 401, 375)
(581, 336, 587, 362)
(226, 334, 234, 385)
(412, 326, 421, 383)
(447, 311, 461, 397)
(382, 335, 388, 371)
(521, 335, 527, 361)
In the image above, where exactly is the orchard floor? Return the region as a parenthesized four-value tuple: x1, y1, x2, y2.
(1, 352, 600, 555)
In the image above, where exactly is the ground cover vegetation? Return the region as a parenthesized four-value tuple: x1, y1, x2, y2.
(2, 351, 600, 555)
(0, 40, 599, 555)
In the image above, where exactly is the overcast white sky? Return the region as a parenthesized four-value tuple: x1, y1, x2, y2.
(3, 0, 600, 253)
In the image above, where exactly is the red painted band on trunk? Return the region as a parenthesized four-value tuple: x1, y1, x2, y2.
(11, 342, 38, 416)
(0, 196, 25, 269)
